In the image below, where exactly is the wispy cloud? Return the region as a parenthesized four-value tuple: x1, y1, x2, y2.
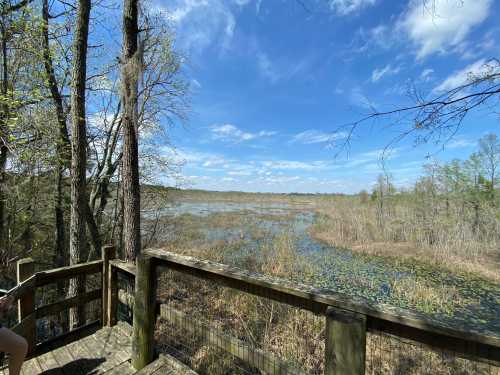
(210, 124, 276, 143)
(350, 87, 375, 109)
(432, 59, 494, 93)
(400, 0, 492, 59)
(371, 64, 401, 82)
(446, 137, 476, 149)
(328, 0, 376, 15)
(160, 0, 236, 53)
(256, 49, 313, 84)
(261, 160, 331, 171)
(420, 68, 434, 82)
(291, 130, 347, 145)
(343, 148, 402, 168)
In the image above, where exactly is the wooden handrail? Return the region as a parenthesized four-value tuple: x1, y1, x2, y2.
(7, 257, 106, 356)
(124, 249, 500, 371)
(145, 249, 500, 349)
(35, 260, 102, 287)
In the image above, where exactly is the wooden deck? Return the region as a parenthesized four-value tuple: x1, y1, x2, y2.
(1, 322, 196, 375)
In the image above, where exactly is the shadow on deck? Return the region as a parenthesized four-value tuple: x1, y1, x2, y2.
(1, 322, 196, 375)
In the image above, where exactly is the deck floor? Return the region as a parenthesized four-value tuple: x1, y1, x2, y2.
(1, 322, 195, 375)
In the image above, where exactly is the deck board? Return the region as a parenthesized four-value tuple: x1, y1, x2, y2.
(2, 322, 197, 375)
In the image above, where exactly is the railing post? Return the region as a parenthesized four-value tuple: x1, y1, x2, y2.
(102, 244, 116, 327)
(325, 307, 366, 375)
(17, 258, 36, 353)
(132, 254, 156, 370)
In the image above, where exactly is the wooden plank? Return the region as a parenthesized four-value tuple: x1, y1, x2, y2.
(30, 320, 101, 360)
(325, 307, 366, 375)
(81, 334, 129, 373)
(2, 275, 37, 301)
(108, 263, 118, 327)
(35, 260, 102, 287)
(21, 357, 44, 375)
(17, 258, 36, 353)
(146, 249, 500, 349)
(158, 354, 199, 375)
(132, 255, 156, 371)
(104, 360, 136, 375)
(132, 357, 168, 375)
(36, 350, 62, 373)
(102, 245, 116, 327)
(51, 345, 76, 373)
(159, 305, 305, 375)
(110, 259, 136, 277)
(35, 289, 102, 319)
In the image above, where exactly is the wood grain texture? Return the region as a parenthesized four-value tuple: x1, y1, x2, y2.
(16, 322, 193, 374)
(145, 248, 500, 351)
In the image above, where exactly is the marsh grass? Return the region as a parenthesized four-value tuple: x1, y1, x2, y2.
(310, 196, 500, 283)
(153, 224, 497, 374)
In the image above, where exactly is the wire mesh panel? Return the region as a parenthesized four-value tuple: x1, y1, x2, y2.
(366, 329, 500, 375)
(116, 271, 135, 324)
(155, 267, 324, 375)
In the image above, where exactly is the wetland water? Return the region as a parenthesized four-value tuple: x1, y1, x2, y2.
(155, 200, 500, 338)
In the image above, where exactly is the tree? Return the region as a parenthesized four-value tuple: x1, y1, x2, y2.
(478, 133, 500, 198)
(68, 0, 91, 329)
(121, 0, 141, 261)
(41, 0, 71, 269)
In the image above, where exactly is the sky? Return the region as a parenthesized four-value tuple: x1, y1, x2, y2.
(149, 0, 500, 194)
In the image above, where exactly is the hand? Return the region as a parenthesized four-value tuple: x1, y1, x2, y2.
(0, 295, 13, 312)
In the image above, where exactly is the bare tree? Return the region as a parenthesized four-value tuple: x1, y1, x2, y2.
(478, 133, 500, 193)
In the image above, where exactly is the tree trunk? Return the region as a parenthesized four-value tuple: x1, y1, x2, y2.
(121, 0, 141, 261)
(42, 0, 70, 268)
(68, 0, 91, 330)
(0, 21, 9, 249)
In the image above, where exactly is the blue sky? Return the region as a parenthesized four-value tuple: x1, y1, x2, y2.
(151, 0, 499, 193)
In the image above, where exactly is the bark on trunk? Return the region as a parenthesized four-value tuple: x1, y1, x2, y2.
(0, 21, 9, 249)
(68, 0, 91, 330)
(121, 0, 141, 261)
(42, 0, 71, 269)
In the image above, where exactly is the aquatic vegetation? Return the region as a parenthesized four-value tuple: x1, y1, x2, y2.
(149, 200, 500, 338)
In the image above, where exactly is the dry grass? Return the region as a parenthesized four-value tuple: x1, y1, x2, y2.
(154, 231, 498, 374)
(310, 196, 500, 283)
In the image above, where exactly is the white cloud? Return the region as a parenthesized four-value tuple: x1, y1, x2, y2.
(371, 64, 401, 82)
(291, 130, 347, 145)
(162, 0, 236, 53)
(446, 137, 476, 149)
(256, 49, 313, 84)
(432, 59, 495, 93)
(257, 51, 279, 83)
(261, 160, 331, 171)
(400, 0, 492, 59)
(350, 87, 375, 109)
(210, 124, 276, 143)
(420, 68, 434, 81)
(344, 148, 402, 168)
(191, 79, 202, 89)
(328, 0, 376, 15)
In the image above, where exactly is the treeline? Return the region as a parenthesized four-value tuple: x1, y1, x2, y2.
(0, 0, 188, 304)
(314, 133, 499, 279)
(369, 133, 499, 242)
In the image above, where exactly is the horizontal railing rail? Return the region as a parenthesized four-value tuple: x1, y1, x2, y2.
(121, 249, 500, 374)
(1, 247, 117, 359)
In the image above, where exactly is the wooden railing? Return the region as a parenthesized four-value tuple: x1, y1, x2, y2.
(116, 249, 500, 375)
(5, 247, 500, 374)
(2, 245, 118, 358)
